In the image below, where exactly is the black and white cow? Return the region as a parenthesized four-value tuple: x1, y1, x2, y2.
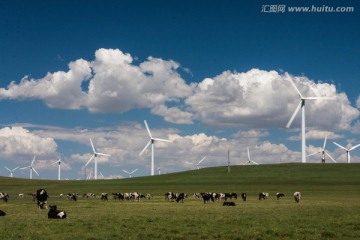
(0, 192, 9, 202)
(67, 193, 77, 201)
(131, 192, 141, 201)
(83, 193, 96, 198)
(100, 193, 108, 201)
(0, 210, 5, 216)
(225, 193, 237, 201)
(294, 192, 301, 203)
(241, 192, 247, 201)
(202, 193, 214, 204)
(223, 201, 236, 206)
(112, 193, 124, 200)
(36, 189, 49, 209)
(48, 205, 67, 219)
(276, 193, 285, 200)
(176, 193, 187, 203)
(259, 192, 269, 200)
(165, 192, 177, 201)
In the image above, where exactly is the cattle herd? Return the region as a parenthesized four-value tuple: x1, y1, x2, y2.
(0, 190, 302, 218)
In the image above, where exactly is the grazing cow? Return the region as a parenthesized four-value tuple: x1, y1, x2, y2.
(0, 192, 9, 202)
(0, 210, 6, 216)
(241, 192, 247, 201)
(36, 189, 49, 209)
(202, 193, 214, 204)
(259, 192, 269, 200)
(131, 192, 141, 201)
(67, 193, 77, 201)
(83, 193, 96, 198)
(225, 193, 237, 201)
(294, 192, 301, 203)
(18, 193, 24, 199)
(176, 193, 187, 203)
(112, 193, 124, 200)
(276, 193, 285, 200)
(165, 192, 177, 201)
(223, 201, 236, 206)
(100, 193, 108, 201)
(48, 205, 67, 219)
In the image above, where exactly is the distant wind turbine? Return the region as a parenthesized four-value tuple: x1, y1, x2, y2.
(52, 158, 65, 180)
(286, 74, 334, 163)
(186, 156, 206, 170)
(333, 142, 360, 163)
(84, 138, 111, 180)
(242, 147, 259, 165)
(20, 156, 39, 179)
(139, 120, 171, 176)
(307, 134, 336, 163)
(122, 169, 138, 178)
(158, 167, 161, 175)
(5, 166, 19, 178)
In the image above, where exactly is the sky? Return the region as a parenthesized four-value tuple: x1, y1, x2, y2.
(0, 0, 359, 180)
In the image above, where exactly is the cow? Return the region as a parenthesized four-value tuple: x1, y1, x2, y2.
(28, 193, 37, 201)
(294, 192, 301, 203)
(112, 193, 124, 200)
(223, 201, 236, 206)
(83, 193, 96, 198)
(276, 193, 285, 200)
(202, 193, 214, 204)
(259, 192, 269, 200)
(131, 192, 141, 201)
(67, 193, 77, 201)
(165, 192, 177, 201)
(0, 210, 5, 216)
(100, 193, 108, 201)
(0, 192, 9, 202)
(48, 205, 67, 219)
(36, 189, 49, 209)
(18, 193, 24, 199)
(225, 193, 237, 201)
(241, 192, 247, 201)
(146, 193, 152, 200)
(176, 193, 187, 203)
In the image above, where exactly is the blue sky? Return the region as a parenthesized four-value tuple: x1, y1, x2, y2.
(0, 0, 359, 180)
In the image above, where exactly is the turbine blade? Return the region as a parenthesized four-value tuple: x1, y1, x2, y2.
(286, 73, 304, 99)
(185, 161, 193, 165)
(333, 142, 348, 151)
(122, 169, 130, 174)
(349, 144, 360, 151)
(286, 101, 302, 128)
(131, 169, 138, 174)
(13, 166, 19, 171)
(31, 156, 36, 166)
(153, 138, 172, 142)
(20, 166, 29, 170)
(303, 96, 335, 100)
(251, 161, 259, 165)
(198, 157, 206, 164)
(90, 138, 96, 153)
(5, 166, 11, 171)
(32, 168, 40, 176)
(323, 134, 328, 150)
(247, 147, 251, 161)
(85, 155, 95, 167)
(97, 153, 111, 157)
(144, 120, 153, 138)
(139, 140, 151, 156)
(307, 151, 320, 157)
(325, 151, 336, 163)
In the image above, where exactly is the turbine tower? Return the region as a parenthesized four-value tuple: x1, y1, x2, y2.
(186, 156, 206, 170)
(286, 74, 333, 163)
(122, 169, 138, 178)
(333, 142, 360, 163)
(5, 166, 19, 178)
(20, 156, 39, 179)
(52, 158, 65, 180)
(84, 138, 111, 180)
(307, 133, 336, 163)
(242, 147, 259, 165)
(139, 120, 171, 176)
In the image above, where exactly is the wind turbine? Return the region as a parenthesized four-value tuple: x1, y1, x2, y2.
(52, 158, 65, 180)
(139, 120, 171, 176)
(186, 156, 206, 170)
(286, 74, 333, 163)
(84, 138, 111, 180)
(158, 167, 161, 175)
(333, 142, 360, 163)
(242, 147, 259, 165)
(122, 168, 138, 178)
(4, 166, 19, 178)
(20, 156, 39, 179)
(307, 134, 336, 163)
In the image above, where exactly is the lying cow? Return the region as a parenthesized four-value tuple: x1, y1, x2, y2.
(36, 189, 49, 209)
(294, 192, 301, 203)
(276, 193, 285, 200)
(48, 205, 67, 219)
(0, 210, 5, 216)
(0, 192, 9, 202)
(223, 201, 236, 206)
(259, 192, 269, 200)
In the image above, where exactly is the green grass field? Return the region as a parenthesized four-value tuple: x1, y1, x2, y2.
(0, 163, 359, 240)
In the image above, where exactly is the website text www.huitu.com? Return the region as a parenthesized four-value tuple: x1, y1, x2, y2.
(261, 5, 355, 13)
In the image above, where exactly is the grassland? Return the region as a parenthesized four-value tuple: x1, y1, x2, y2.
(0, 163, 359, 240)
